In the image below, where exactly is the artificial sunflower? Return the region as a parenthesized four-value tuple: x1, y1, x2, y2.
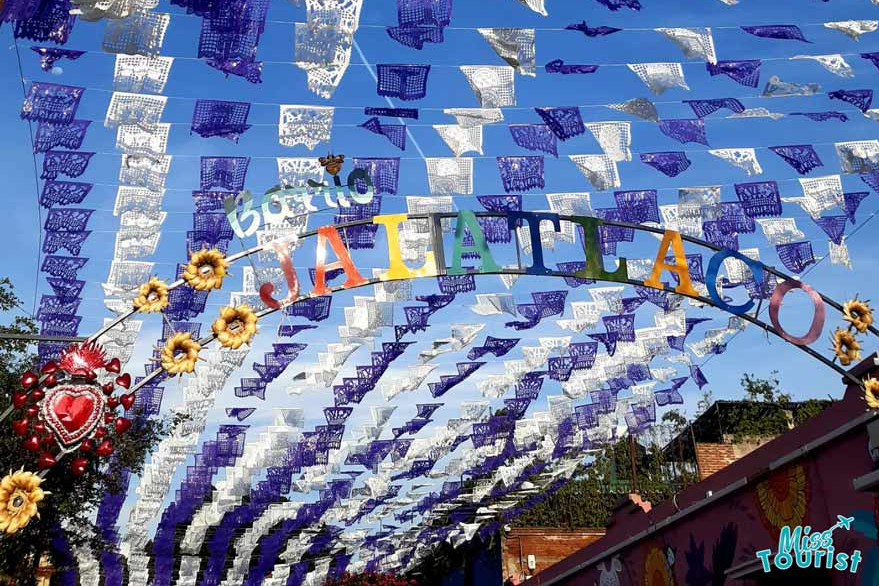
(133, 277, 169, 313)
(160, 332, 201, 375)
(183, 248, 229, 291)
(843, 298, 874, 334)
(212, 305, 258, 349)
(865, 377, 879, 410)
(831, 328, 861, 366)
(0, 469, 46, 534)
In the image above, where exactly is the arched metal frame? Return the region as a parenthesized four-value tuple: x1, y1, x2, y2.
(83, 212, 876, 397)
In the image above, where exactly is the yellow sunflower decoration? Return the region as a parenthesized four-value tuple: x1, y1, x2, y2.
(843, 298, 874, 334)
(755, 464, 810, 540)
(133, 277, 170, 313)
(183, 248, 229, 291)
(212, 305, 258, 349)
(0, 469, 46, 534)
(864, 377, 879, 410)
(643, 546, 674, 586)
(160, 332, 201, 375)
(831, 328, 861, 366)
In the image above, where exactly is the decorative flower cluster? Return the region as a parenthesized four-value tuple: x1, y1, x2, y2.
(832, 298, 874, 367)
(0, 469, 46, 534)
(137, 248, 261, 377)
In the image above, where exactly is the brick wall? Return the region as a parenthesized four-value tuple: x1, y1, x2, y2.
(694, 442, 738, 480)
(501, 527, 605, 581)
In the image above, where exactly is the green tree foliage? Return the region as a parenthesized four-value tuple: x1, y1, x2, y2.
(0, 279, 174, 585)
(727, 372, 828, 442)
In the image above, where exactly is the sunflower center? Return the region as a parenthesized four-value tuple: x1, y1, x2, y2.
(147, 291, 159, 302)
(198, 264, 215, 277)
(174, 349, 187, 362)
(10, 493, 24, 509)
(229, 319, 242, 333)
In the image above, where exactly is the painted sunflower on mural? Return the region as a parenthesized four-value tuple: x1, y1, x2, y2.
(755, 464, 810, 539)
(643, 546, 675, 586)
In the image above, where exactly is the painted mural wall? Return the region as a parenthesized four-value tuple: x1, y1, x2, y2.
(555, 427, 878, 586)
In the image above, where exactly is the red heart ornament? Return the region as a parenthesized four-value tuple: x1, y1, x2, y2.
(107, 397, 119, 409)
(41, 384, 105, 448)
(26, 406, 38, 418)
(105, 358, 121, 373)
(43, 373, 58, 387)
(120, 393, 135, 410)
(70, 457, 88, 476)
(22, 436, 40, 452)
(41, 434, 55, 447)
(115, 373, 131, 389)
(20, 371, 38, 389)
(84, 370, 97, 382)
(37, 452, 56, 469)
(95, 439, 113, 457)
(33, 421, 46, 434)
(12, 418, 29, 436)
(31, 389, 44, 402)
(101, 382, 114, 396)
(12, 393, 28, 409)
(114, 417, 131, 434)
(40, 362, 58, 375)
(104, 412, 114, 424)
(79, 438, 93, 452)
(94, 427, 107, 439)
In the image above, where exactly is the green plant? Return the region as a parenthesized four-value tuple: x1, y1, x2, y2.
(0, 279, 172, 585)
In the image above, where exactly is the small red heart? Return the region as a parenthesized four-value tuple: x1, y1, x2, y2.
(84, 370, 97, 382)
(12, 393, 28, 409)
(43, 373, 58, 387)
(105, 358, 121, 373)
(70, 457, 88, 476)
(79, 438, 93, 452)
(94, 427, 107, 439)
(25, 406, 38, 418)
(95, 439, 113, 457)
(102, 382, 115, 396)
(41, 434, 56, 447)
(12, 418, 29, 436)
(104, 412, 115, 424)
(20, 371, 38, 389)
(32, 421, 46, 434)
(31, 388, 44, 402)
(22, 436, 40, 452)
(120, 393, 135, 410)
(114, 417, 131, 434)
(40, 361, 58, 375)
(107, 397, 119, 409)
(37, 452, 56, 469)
(115, 374, 131, 389)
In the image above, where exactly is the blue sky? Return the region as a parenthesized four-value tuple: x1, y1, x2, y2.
(3, 0, 879, 539)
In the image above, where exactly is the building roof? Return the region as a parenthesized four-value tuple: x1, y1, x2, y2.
(531, 354, 878, 586)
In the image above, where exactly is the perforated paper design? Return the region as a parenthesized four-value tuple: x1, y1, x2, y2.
(433, 125, 483, 156)
(824, 20, 878, 41)
(835, 140, 879, 174)
(119, 154, 172, 191)
(460, 66, 516, 107)
(279, 105, 334, 149)
(116, 123, 170, 156)
(791, 54, 854, 78)
(569, 154, 620, 191)
(707, 148, 763, 175)
(585, 122, 631, 162)
(477, 28, 536, 76)
(655, 27, 716, 64)
(105, 93, 167, 129)
(102, 11, 170, 57)
(425, 158, 473, 194)
(113, 55, 173, 94)
(444, 108, 504, 128)
(627, 62, 689, 94)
